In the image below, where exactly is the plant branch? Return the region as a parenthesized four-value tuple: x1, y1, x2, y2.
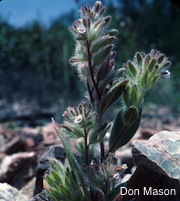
(84, 128, 89, 165)
(86, 40, 101, 102)
(86, 78, 94, 102)
(108, 125, 127, 153)
(100, 140, 105, 162)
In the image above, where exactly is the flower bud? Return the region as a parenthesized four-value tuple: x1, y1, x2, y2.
(94, 1, 101, 13)
(108, 29, 118, 36)
(157, 54, 165, 63)
(103, 16, 111, 25)
(135, 52, 143, 65)
(128, 61, 137, 77)
(92, 36, 116, 52)
(99, 6, 105, 17)
(148, 58, 156, 72)
(144, 54, 151, 67)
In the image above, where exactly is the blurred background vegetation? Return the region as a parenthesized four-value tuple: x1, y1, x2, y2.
(0, 0, 179, 114)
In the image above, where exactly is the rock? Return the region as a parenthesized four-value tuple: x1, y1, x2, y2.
(5, 136, 25, 154)
(132, 130, 180, 180)
(34, 145, 66, 195)
(21, 127, 43, 146)
(0, 182, 28, 201)
(0, 152, 36, 188)
(120, 163, 180, 201)
(0, 135, 6, 153)
(30, 192, 52, 201)
(119, 131, 180, 201)
(20, 178, 36, 200)
(42, 123, 61, 146)
(139, 128, 158, 139)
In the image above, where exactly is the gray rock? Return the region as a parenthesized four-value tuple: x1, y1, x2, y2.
(0, 182, 28, 201)
(0, 152, 35, 185)
(34, 145, 66, 195)
(132, 130, 180, 180)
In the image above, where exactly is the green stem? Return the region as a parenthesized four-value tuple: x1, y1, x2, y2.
(108, 125, 127, 153)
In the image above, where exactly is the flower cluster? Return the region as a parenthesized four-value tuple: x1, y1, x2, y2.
(69, 1, 127, 117)
(62, 102, 97, 137)
(86, 154, 127, 197)
(44, 158, 83, 201)
(61, 102, 110, 145)
(123, 49, 171, 107)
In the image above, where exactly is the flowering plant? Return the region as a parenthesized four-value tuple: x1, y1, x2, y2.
(43, 2, 171, 200)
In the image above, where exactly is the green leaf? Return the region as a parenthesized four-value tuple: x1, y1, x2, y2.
(52, 119, 91, 200)
(88, 170, 104, 189)
(100, 80, 128, 116)
(147, 74, 160, 89)
(107, 28, 118, 36)
(109, 106, 142, 152)
(76, 139, 93, 164)
(60, 185, 72, 200)
(140, 69, 149, 87)
(52, 119, 81, 173)
(89, 123, 110, 144)
(62, 122, 84, 138)
(96, 64, 109, 82)
(124, 106, 138, 125)
(78, 173, 92, 201)
(91, 36, 115, 52)
(99, 70, 119, 94)
(76, 45, 88, 61)
(90, 22, 104, 41)
(51, 170, 63, 183)
(44, 176, 55, 188)
(45, 190, 59, 201)
(130, 85, 139, 107)
(148, 70, 156, 81)
(106, 182, 127, 201)
(51, 188, 63, 200)
(123, 88, 130, 107)
(93, 45, 113, 66)
(64, 174, 72, 189)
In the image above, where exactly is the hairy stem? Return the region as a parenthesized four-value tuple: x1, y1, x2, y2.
(86, 78, 94, 102)
(103, 179, 109, 197)
(86, 40, 101, 101)
(100, 140, 105, 162)
(84, 128, 89, 165)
